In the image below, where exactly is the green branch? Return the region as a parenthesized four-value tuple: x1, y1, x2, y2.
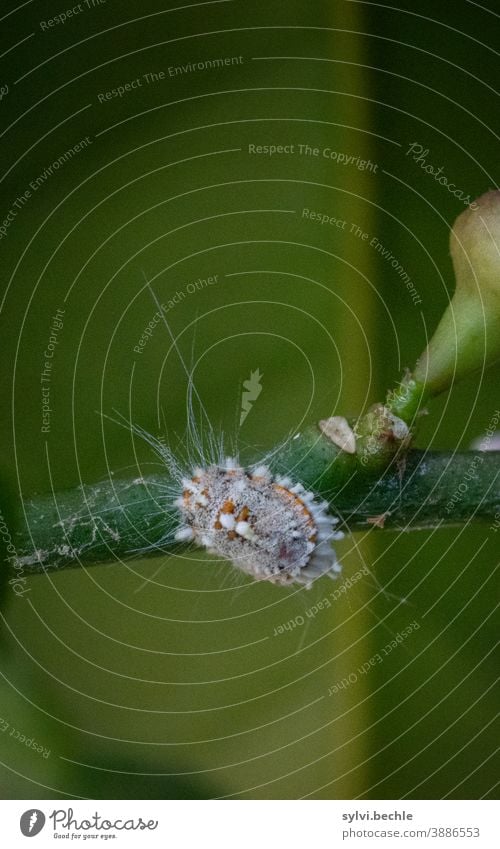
(8, 427, 499, 575)
(4, 190, 500, 578)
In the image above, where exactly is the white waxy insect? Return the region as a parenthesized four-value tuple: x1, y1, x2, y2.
(174, 459, 343, 587)
(319, 416, 357, 454)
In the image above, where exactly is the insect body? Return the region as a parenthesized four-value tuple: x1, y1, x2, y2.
(175, 459, 343, 587)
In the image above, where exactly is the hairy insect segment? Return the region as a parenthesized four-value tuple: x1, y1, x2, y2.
(174, 460, 343, 587)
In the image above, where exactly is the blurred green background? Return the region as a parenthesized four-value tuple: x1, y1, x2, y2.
(0, 0, 498, 799)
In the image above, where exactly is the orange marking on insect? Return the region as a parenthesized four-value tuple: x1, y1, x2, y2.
(272, 484, 315, 524)
(221, 500, 235, 514)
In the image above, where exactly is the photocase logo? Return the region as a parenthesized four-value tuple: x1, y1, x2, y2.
(240, 369, 263, 425)
(20, 809, 46, 837)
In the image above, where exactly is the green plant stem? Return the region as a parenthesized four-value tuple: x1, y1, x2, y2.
(385, 374, 428, 423)
(8, 427, 499, 574)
